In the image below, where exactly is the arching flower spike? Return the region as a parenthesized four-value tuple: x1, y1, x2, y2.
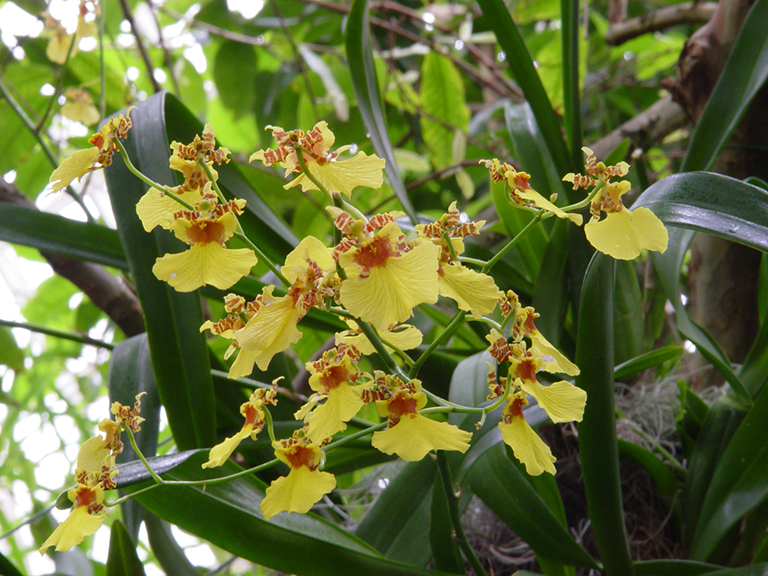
(250, 122, 385, 197)
(203, 386, 278, 468)
(260, 431, 336, 520)
(295, 345, 368, 444)
(331, 208, 440, 331)
(416, 201, 502, 318)
(364, 373, 472, 461)
(563, 147, 668, 260)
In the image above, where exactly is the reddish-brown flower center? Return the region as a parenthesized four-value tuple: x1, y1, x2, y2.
(285, 444, 318, 470)
(352, 235, 395, 269)
(515, 358, 537, 383)
(320, 364, 349, 391)
(185, 220, 227, 245)
(74, 486, 100, 509)
(387, 392, 418, 418)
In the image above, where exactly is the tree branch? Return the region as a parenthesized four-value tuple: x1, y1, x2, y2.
(605, 2, 717, 46)
(590, 94, 688, 159)
(0, 180, 145, 338)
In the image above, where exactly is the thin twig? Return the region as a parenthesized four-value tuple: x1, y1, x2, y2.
(605, 1, 717, 45)
(117, 0, 163, 93)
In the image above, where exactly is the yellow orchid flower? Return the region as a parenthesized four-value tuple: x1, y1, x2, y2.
(481, 159, 583, 225)
(49, 108, 134, 193)
(203, 236, 337, 377)
(295, 345, 368, 444)
(61, 88, 100, 126)
(364, 373, 472, 461)
(250, 122, 385, 197)
(331, 209, 440, 331)
(40, 394, 146, 554)
(334, 320, 423, 356)
(136, 124, 229, 232)
(39, 484, 106, 554)
(415, 202, 502, 318)
(498, 389, 557, 476)
(203, 387, 278, 468)
(260, 432, 336, 520)
(563, 147, 668, 260)
(151, 193, 257, 292)
(45, 0, 97, 64)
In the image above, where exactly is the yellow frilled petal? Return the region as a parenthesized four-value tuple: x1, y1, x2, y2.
(284, 152, 385, 198)
(516, 189, 583, 225)
(584, 207, 668, 260)
(520, 380, 586, 424)
(49, 147, 100, 192)
(230, 296, 302, 376)
(283, 236, 334, 281)
(339, 241, 439, 331)
(202, 424, 256, 469)
(499, 418, 556, 476)
(61, 101, 100, 126)
(136, 188, 203, 232)
(39, 505, 105, 554)
(335, 324, 423, 355)
(438, 263, 502, 319)
(152, 243, 256, 292)
(530, 332, 579, 377)
(371, 414, 472, 461)
(304, 384, 364, 444)
(76, 436, 111, 475)
(260, 466, 336, 521)
(46, 34, 76, 64)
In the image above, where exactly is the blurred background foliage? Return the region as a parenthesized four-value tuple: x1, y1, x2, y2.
(1, 0, 767, 574)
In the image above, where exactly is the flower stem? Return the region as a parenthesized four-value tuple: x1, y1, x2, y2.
(435, 451, 490, 576)
(294, 151, 334, 204)
(410, 311, 467, 378)
(356, 320, 410, 381)
(482, 212, 544, 274)
(125, 428, 165, 485)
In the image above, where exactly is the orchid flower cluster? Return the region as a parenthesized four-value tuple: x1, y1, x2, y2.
(43, 115, 670, 551)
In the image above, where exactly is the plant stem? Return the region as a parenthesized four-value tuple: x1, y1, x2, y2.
(482, 212, 544, 274)
(0, 318, 114, 349)
(125, 428, 165, 485)
(435, 451, 490, 576)
(0, 73, 95, 223)
(410, 311, 467, 378)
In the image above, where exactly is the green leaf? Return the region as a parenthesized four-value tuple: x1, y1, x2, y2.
(420, 51, 470, 170)
(613, 260, 643, 364)
(108, 333, 163, 540)
(617, 440, 680, 507)
(614, 345, 683, 381)
(466, 441, 598, 569)
(115, 451, 206, 488)
(633, 559, 725, 575)
(0, 327, 24, 372)
(0, 204, 127, 270)
(575, 253, 633, 576)
(213, 40, 258, 118)
(681, 396, 747, 551)
(690, 379, 768, 560)
(560, 0, 582, 166)
(681, 0, 768, 172)
(637, 172, 768, 254)
(355, 458, 436, 563)
(103, 95, 217, 451)
(106, 520, 146, 576)
(346, 0, 417, 223)
(143, 514, 200, 576)
(475, 0, 574, 176)
(130, 452, 457, 576)
(0, 551, 25, 576)
(429, 473, 464, 574)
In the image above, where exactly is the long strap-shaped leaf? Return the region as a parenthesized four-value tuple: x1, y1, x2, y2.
(129, 452, 459, 576)
(637, 171, 768, 403)
(104, 93, 216, 451)
(345, 0, 417, 224)
(681, 0, 768, 172)
(0, 204, 126, 269)
(576, 252, 633, 576)
(475, 0, 574, 176)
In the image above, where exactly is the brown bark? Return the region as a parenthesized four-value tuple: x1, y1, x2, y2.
(0, 179, 145, 338)
(664, 0, 765, 385)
